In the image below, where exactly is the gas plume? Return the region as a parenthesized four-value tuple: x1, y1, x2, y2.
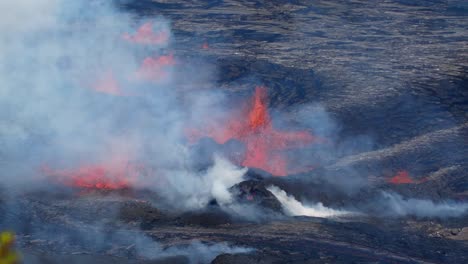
(267, 186, 350, 218)
(378, 192, 468, 218)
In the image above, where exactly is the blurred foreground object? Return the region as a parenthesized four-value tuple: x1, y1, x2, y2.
(0, 232, 20, 264)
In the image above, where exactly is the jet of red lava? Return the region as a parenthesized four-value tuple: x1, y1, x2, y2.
(188, 86, 322, 176)
(122, 22, 169, 45)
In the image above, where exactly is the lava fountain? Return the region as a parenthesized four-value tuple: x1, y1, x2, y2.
(188, 86, 322, 176)
(42, 159, 146, 190)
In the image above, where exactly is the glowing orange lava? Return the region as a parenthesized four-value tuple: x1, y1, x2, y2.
(188, 86, 321, 176)
(388, 170, 414, 184)
(42, 160, 143, 190)
(122, 22, 169, 45)
(134, 54, 175, 82)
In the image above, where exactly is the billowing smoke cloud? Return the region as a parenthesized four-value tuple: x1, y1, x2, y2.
(377, 192, 468, 218)
(0, 0, 242, 204)
(0, 0, 59, 34)
(1, 0, 142, 183)
(155, 155, 247, 210)
(0, 0, 255, 261)
(267, 186, 350, 218)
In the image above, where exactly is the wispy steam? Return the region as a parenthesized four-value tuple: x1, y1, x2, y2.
(267, 186, 350, 218)
(378, 192, 468, 218)
(21, 220, 252, 263)
(83, 229, 252, 264)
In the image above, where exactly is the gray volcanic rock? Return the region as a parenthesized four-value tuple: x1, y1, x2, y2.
(231, 179, 283, 213)
(22, 250, 189, 264)
(212, 253, 282, 264)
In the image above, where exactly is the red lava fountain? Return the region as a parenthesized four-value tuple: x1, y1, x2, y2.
(42, 160, 143, 190)
(189, 86, 321, 176)
(122, 22, 169, 45)
(388, 170, 415, 184)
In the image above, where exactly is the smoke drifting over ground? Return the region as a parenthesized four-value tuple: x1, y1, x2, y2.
(377, 192, 468, 218)
(32, 223, 252, 264)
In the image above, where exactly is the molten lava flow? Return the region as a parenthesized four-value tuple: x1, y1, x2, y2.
(43, 160, 142, 190)
(189, 86, 321, 176)
(122, 22, 169, 45)
(134, 54, 175, 82)
(388, 170, 414, 184)
(92, 70, 123, 96)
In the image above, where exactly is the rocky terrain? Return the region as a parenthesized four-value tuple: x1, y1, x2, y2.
(1, 0, 467, 263)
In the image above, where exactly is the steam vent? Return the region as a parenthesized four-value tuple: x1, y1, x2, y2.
(1, 1, 467, 263)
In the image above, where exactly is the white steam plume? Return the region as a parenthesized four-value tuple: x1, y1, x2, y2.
(156, 155, 247, 210)
(267, 186, 350, 218)
(207, 156, 248, 205)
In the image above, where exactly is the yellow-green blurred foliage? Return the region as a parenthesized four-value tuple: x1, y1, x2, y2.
(0, 232, 20, 264)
